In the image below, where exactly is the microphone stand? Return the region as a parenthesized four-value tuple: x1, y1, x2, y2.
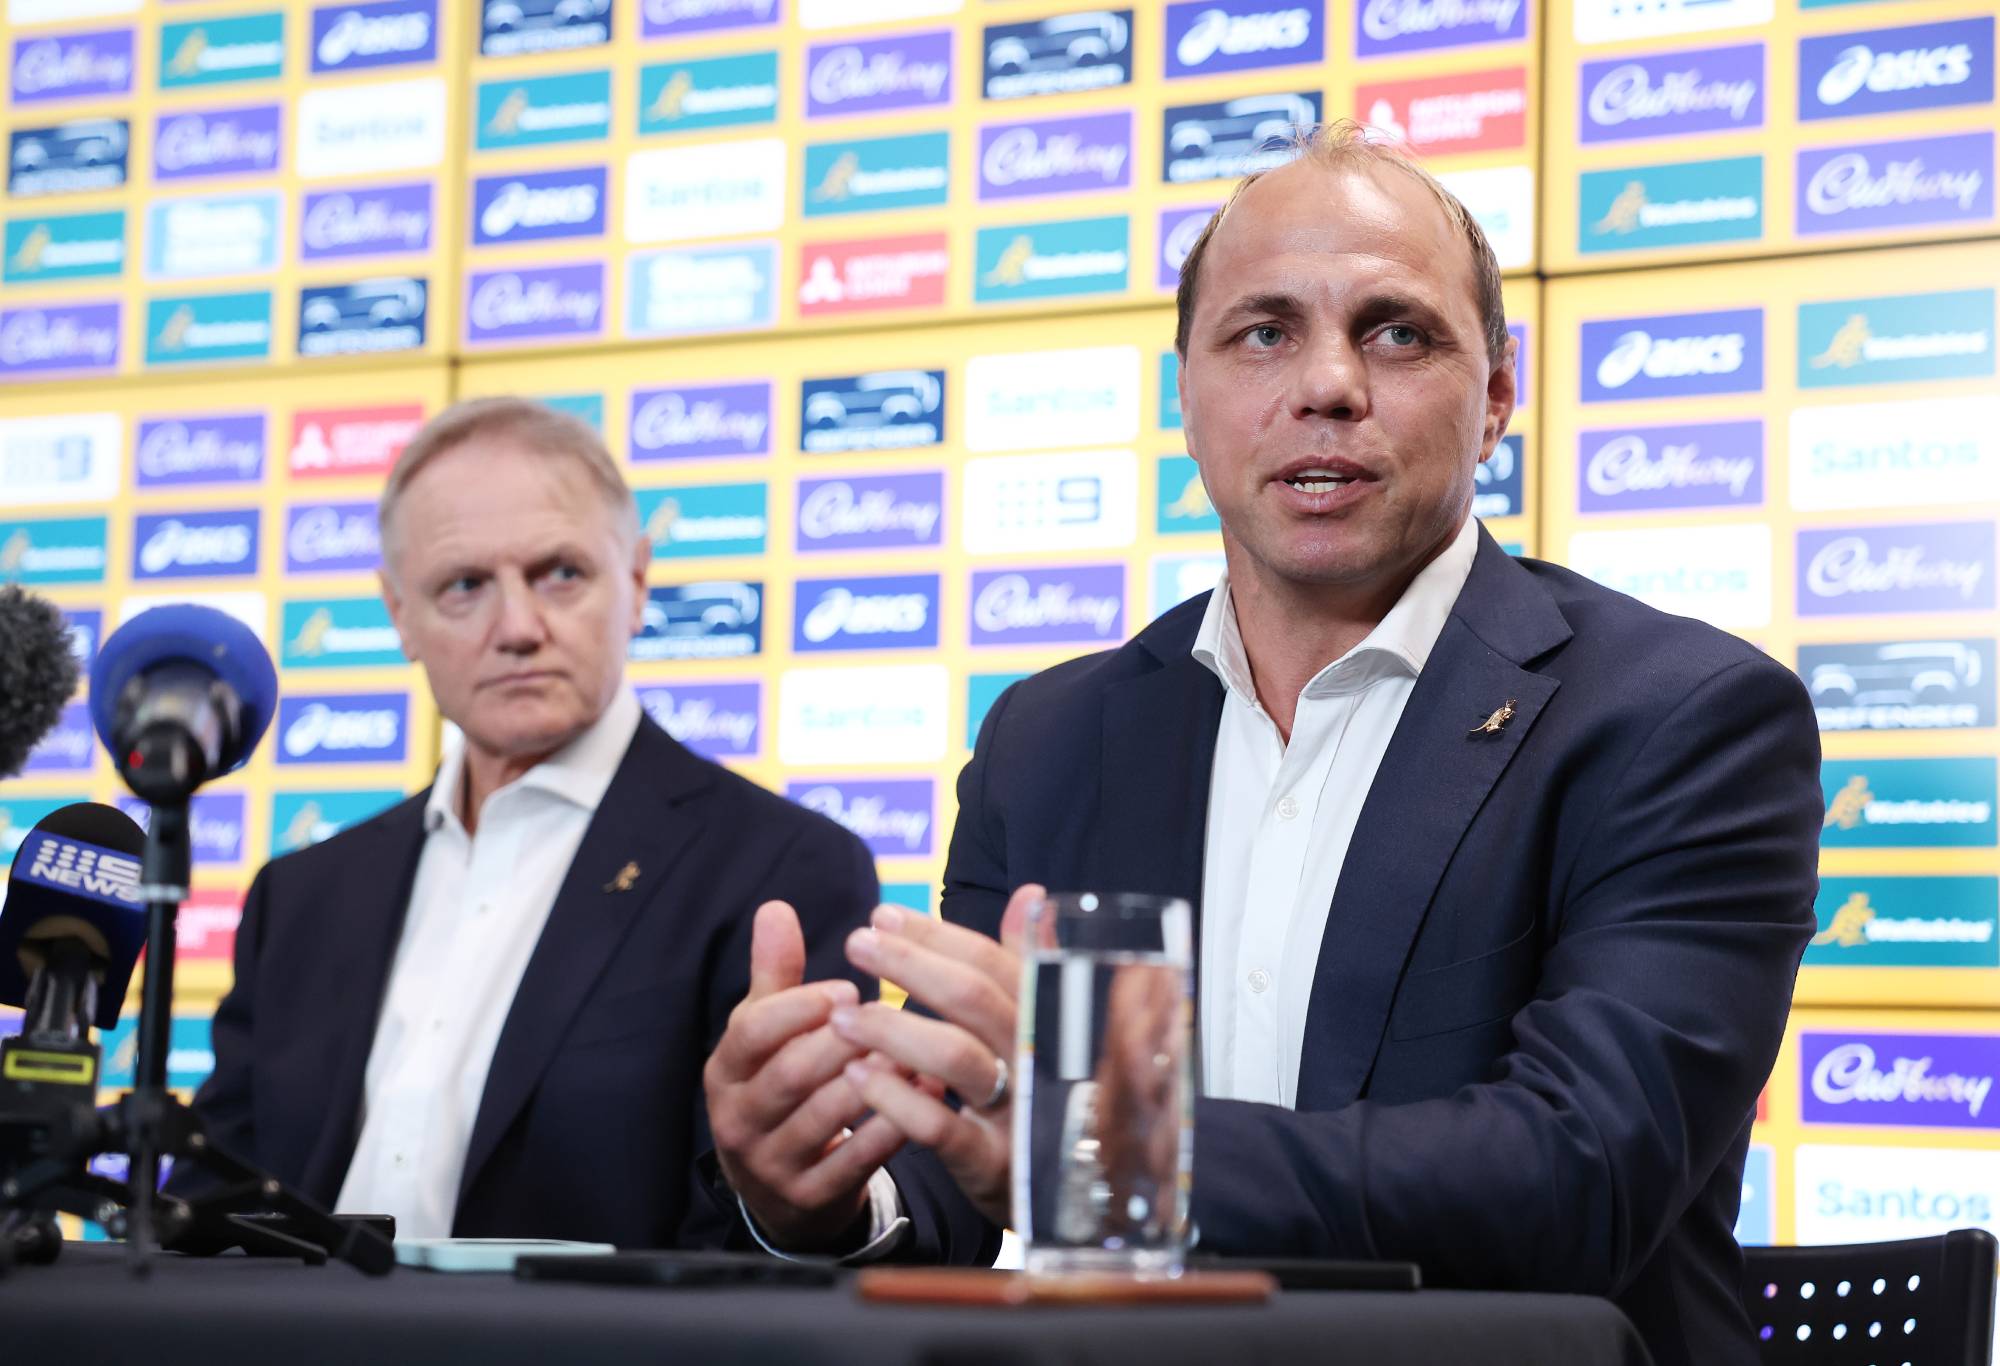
(0, 759, 393, 1276)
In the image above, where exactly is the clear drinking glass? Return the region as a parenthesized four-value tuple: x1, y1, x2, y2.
(1012, 891, 1194, 1278)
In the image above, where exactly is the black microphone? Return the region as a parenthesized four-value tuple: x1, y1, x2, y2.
(0, 803, 148, 1041)
(0, 586, 82, 780)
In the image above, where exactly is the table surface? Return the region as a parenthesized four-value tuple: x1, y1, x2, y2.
(2, 1244, 1656, 1366)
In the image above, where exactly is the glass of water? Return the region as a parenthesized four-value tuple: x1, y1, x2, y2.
(1012, 891, 1194, 1278)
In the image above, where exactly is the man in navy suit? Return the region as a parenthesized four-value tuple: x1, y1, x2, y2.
(710, 125, 1820, 1366)
(182, 398, 878, 1249)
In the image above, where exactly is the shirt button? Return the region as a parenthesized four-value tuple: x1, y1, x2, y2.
(476, 902, 491, 915)
(393, 1153, 407, 1168)
(1276, 796, 1299, 821)
(430, 1018, 444, 1033)
(1247, 968, 1271, 994)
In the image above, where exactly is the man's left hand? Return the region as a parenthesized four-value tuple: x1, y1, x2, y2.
(828, 885, 1042, 1227)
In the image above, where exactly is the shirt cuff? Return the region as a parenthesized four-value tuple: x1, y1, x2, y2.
(739, 1166, 909, 1265)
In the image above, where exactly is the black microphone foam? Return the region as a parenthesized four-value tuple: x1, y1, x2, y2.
(0, 585, 82, 780)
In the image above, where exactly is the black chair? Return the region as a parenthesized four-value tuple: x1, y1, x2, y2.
(1743, 1230, 1998, 1366)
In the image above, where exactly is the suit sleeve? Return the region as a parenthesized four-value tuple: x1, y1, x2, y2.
(1190, 656, 1821, 1293)
(677, 810, 881, 1248)
(171, 860, 273, 1191)
(878, 681, 1019, 1266)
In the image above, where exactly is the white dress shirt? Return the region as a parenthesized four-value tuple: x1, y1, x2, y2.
(1192, 516, 1478, 1108)
(335, 688, 642, 1238)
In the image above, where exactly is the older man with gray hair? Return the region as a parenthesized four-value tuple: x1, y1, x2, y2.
(184, 397, 881, 1249)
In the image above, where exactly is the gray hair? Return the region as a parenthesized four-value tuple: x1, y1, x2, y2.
(378, 397, 640, 574)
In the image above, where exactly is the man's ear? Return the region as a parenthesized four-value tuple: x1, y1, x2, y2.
(1479, 334, 1518, 463)
(626, 527, 652, 638)
(378, 565, 414, 662)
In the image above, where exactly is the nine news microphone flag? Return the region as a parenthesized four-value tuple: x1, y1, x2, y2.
(0, 805, 148, 1033)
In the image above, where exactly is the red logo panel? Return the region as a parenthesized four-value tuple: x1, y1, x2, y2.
(289, 404, 426, 478)
(797, 233, 949, 317)
(1355, 67, 1529, 156)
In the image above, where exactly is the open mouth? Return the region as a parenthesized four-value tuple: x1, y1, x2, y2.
(1283, 469, 1358, 494)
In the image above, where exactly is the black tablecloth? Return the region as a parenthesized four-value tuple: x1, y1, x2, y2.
(3, 1245, 1654, 1365)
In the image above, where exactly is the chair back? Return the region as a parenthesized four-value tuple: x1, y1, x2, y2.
(1743, 1229, 1997, 1366)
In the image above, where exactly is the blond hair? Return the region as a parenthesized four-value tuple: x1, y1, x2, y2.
(1173, 120, 1509, 368)
(378, 397, 640, 573)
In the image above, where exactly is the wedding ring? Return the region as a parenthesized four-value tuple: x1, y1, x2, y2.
(978, 1055, 1010, 1110)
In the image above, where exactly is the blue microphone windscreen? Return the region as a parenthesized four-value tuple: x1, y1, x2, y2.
(89, 605, 278, 775)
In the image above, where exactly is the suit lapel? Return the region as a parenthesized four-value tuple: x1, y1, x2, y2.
(1098, 620, 1225, 914)
(455, 720, 714, 1208)
(302, 797, 429, 1202)
(1294, 532, 1572, 1112)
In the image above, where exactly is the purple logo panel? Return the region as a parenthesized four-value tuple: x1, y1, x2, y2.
(1797, 520, 1996, 616)
(1798, 132, 1995, 236)
(630, 381, 772, 461)
(464, 263, 606, 345)
(1355, 0, 1527, 58)
(285, 501, 381, 573)
(153, 104, 283, 181)
(634, 680, 760, 759)
(300, 182, 434, 260)
(0, 302, 120, 378)
(786, 778, 934, 856)
(11, 28, 135, 103)
(805, 30, 952, 118)
(978, 111, 1132, 201)
(1580, 43, 1764, 143)
(641, 0, 778, 39)
(1577, 419, 1765, 513)
(135, 413, 267, 487)
(970, 565, 1126, 646)
(1801, 1031, 2000, 1129)
(1165, 1, 1324, 78)
(795, 471, 944, 551)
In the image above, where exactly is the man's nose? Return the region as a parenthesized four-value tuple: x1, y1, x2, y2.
(493, 574, 549, 651)
(1291, 332, 1369, 422)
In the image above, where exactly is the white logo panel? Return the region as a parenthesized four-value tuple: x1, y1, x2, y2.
(962, 449, 1137, 555)
(777, 663, 949, 766)
(964, 346, 1141, 452)
(1566, 523, 1772, 628)
(1790, 395, 2000, 511)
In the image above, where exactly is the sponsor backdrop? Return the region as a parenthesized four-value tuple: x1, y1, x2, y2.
(2, 0, 1994, 1250)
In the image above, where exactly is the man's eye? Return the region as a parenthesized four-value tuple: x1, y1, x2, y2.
(1381, 324, 1423, 347)
(1247, 324, 1284, 348)
(444, 575, 483, 595)
(547, 562, 583, 583)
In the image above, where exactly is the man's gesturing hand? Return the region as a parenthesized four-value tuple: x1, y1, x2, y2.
(828, 885, 1043, 1227)
(703, 900, 906, 1251)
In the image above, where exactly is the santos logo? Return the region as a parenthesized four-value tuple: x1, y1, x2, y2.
(1796, 1144, 2000, 1244)
(778, 664, 948, 766)
(795, 575, 939, 651)
(625, 140, 785, 243)
(1789, 395, 2000, 511)
(964, 346, 1140, 452)
(1566, 523, 1771, 628)
(296, 79, 446, 179)
(1580, 310, 1762, 402)
(278, 695, 407, 762)
(24, 836, 141, 904)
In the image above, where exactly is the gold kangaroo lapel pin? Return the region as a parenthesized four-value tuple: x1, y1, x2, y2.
(604, 861, 641, 893)
(1470, 699, 1517, 737)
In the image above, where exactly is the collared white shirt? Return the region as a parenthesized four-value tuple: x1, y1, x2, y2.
(1192, 516, 1478, 1108)
(335, 688, 642, 1238)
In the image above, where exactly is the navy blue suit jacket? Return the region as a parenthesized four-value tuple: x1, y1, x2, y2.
(182, 716, 878, 1249)
(909, 529, 1820, 1366)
